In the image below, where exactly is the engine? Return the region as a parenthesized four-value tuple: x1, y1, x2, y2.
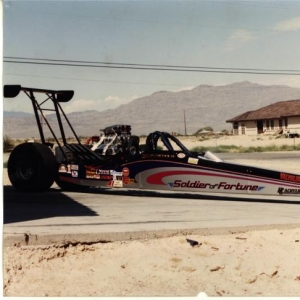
(86, 125, 139, 157)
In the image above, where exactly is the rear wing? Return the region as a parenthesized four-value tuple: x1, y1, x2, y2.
(3, 85, 78, 156)
(4, 85, 74, 102)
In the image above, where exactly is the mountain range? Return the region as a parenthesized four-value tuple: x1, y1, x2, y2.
(3, 81, 300, 138)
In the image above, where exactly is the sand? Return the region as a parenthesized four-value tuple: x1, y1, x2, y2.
(3, 135, 300, 297)
(3, 228, 300, 297)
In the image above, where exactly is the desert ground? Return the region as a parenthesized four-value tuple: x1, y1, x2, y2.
(3, 134, 300, 297)
(161, 132, 300, 150)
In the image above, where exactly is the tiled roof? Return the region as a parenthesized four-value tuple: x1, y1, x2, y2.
(226, 99, 300, 123)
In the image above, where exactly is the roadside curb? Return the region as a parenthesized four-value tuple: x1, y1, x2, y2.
(4, 223, 300, 247)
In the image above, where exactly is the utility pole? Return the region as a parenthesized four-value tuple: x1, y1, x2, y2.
(183, 109, 187, 136)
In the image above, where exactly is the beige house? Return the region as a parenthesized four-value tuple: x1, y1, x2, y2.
(226, 99, 300, 136)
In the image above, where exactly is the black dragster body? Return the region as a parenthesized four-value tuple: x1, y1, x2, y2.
(4, 85, 300, 198)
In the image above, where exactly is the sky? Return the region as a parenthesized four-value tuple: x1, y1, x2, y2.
(3, 0, 300, 114)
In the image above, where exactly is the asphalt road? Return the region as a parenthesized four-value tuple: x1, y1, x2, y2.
(3, 152, 300, 246)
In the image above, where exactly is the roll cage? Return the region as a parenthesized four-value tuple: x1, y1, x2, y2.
(145, 131, 197, 157)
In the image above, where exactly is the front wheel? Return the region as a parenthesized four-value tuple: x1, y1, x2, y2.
(8, 143, 57, 192)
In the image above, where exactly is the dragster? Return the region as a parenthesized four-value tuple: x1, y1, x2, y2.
(4, 85, 300, 197)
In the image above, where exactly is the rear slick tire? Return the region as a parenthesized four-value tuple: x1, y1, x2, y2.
(8, 143, 57, 192)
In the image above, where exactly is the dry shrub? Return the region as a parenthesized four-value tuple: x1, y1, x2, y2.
(3, 135, 14, 153)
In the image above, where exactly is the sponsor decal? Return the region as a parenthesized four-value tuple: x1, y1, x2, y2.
(100, 175, 113, 180)
(107, 180, 123, 187)
(67, 165, 72, 174)
(123, 167, 130, 177)
(278, 187, 300, 195)
(112, 171, 123, 180)
(123, 177, 136, 185)
(123, 176, 130, 185)
(86, 174, 100, 179)
(113, 180, 123, 187)
(86, 168, 96, 177)
(141, 153, 175, 159)
(96, 169, 111, 175)
(71, 171, 78, 178)
(71, 164, 79, 171)
(188, 157, 198, 165)
(280, 172, 300, 184)
(146, 170, 267, 190)
(58, 164, 67, 173)
(90, 169, 115, 179)
(85, 165, 100, 172)
(170, 180, 264, 192)
(177, 153, 186, 159)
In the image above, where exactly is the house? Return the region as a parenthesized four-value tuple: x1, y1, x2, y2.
(226, 99, 300, 136)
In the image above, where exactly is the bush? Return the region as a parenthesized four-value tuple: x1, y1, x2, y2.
(194, 126, 214, 136)
(190, 143, 300, 153)
(190, 145, 241, 153)
(221, 129, 230, 135)
(244, 146, 263, 153)
(3, 135, 14, 153)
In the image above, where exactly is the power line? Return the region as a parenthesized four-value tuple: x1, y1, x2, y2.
(6, 72, 300, 92)
(5, 56, 300, 73)
(4, 72, 193, 87)
(4, 57, 300, 76)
